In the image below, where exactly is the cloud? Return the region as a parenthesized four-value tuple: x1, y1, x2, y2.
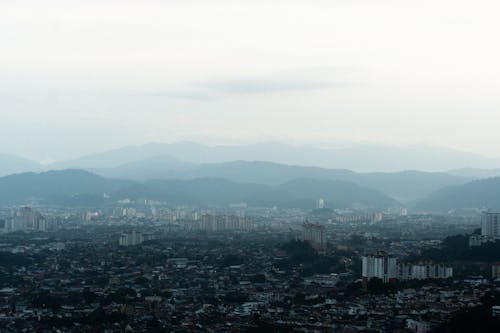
(197, 78, 336, 94)
(132, 67, 357, 100)
(197, 67, 357, 95)
(132, 92, 211, 101)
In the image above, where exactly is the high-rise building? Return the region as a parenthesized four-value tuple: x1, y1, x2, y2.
(13, 207, 47, 232)
(317, 198, 326, 209)
(481, 211, 500, 238)
(34, 213, 47, 232)
(373, 212, 383, 223)
(363, 253, 452, 286)
(201, 214, 216, 232)
(399, 262, 453, 280)
(362, 251, 398, 285)
(0, 219, 6, 233)
(14, 207, 35, 231)
(492, 264, 500, 280)
(119, 231, 144, 246)
(302, 222, 326, 251)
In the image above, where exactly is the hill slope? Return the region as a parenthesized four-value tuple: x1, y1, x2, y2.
(0, 170, 133, 204)
(93, 160, 469, 203)
(0, 153, 41, 177)
(415, 177, 500, 212)
(0, 170, 400, 209)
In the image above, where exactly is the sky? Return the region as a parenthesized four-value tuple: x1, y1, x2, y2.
(1, 0, 499, 162)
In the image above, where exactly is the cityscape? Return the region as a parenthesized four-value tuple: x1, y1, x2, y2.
(2, 0, 500, 332)
(0, 196, 499, 332)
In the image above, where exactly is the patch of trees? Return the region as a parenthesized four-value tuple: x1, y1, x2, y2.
(220, 254, 245, 267)
(247, 319, 295, 333)
(410, 234, 500, 262)
(31, 291, 62, 311)
(277, 240, 345, 276)
(280, 240, 317, 263)
(222, 291, 248, 304)
(0, 252, 32, 268)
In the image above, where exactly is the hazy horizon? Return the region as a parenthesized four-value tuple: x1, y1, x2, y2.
(2, 0, 500, 162)
(3, 140, 500, 167)
(6, 140, 500, 165)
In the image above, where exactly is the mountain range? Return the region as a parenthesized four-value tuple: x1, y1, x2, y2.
(90, 159, 470, 203)
(415, 177, 500, 212)
(49, 142, 500, 172)
(1, 168, 499, 213)
(0, 170, 399, 209)
(0, 153, 42, 177)
(2, 142, 500, 212)
(3, 142, 500, 177)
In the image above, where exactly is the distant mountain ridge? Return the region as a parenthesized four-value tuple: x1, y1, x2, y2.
(447, 168, 500, 179)
(3, 169, 500, 213)
(0, 170, 400, 209)
(2, 142, 499, 208)
(92, 159, 471, 203)
(49, 142, 500, 172)
(0, 153, 41, 177)
(415, 177, 500, 212)
(0, 169, 133, 205)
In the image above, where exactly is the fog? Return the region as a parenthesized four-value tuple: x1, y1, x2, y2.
(1, 0, 499, 162)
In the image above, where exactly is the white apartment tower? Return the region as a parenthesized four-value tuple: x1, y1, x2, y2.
(481, 211, 500, 238)
(362, 251, 398, 284)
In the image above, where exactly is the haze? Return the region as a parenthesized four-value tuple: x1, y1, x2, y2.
(1, 0, 500, 162)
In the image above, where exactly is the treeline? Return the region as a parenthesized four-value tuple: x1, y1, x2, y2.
(276, 240, 346, 277)
(410, 235, 500, 262)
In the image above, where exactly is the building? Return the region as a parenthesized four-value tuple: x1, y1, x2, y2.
(13, 207, 35, 231)
(399, 262, 453, 280)
(317, 198, 326, 209)
(12, 207, 47, 232)
(406, 319, 431, 333)
(401, 208, 408, 217)
(0, 219, 6, 233)
(200, 214, 216, 232)
(119, 231, 144, 246)
(304, 274, 338, 287)
(184, 214, 253, 232)
(469, 234, 487, 247)
(362, 251, 398, 285)
(302, 222, 326, 251)
(373, 212, 383, 223)
(33, 213, 47, 232)
(492, 264, 500, 280)
(363, 253, 452, 285)
(481, 211, 500, 238)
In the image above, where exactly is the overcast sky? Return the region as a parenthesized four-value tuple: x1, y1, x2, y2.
(1, 0, 499, 162)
